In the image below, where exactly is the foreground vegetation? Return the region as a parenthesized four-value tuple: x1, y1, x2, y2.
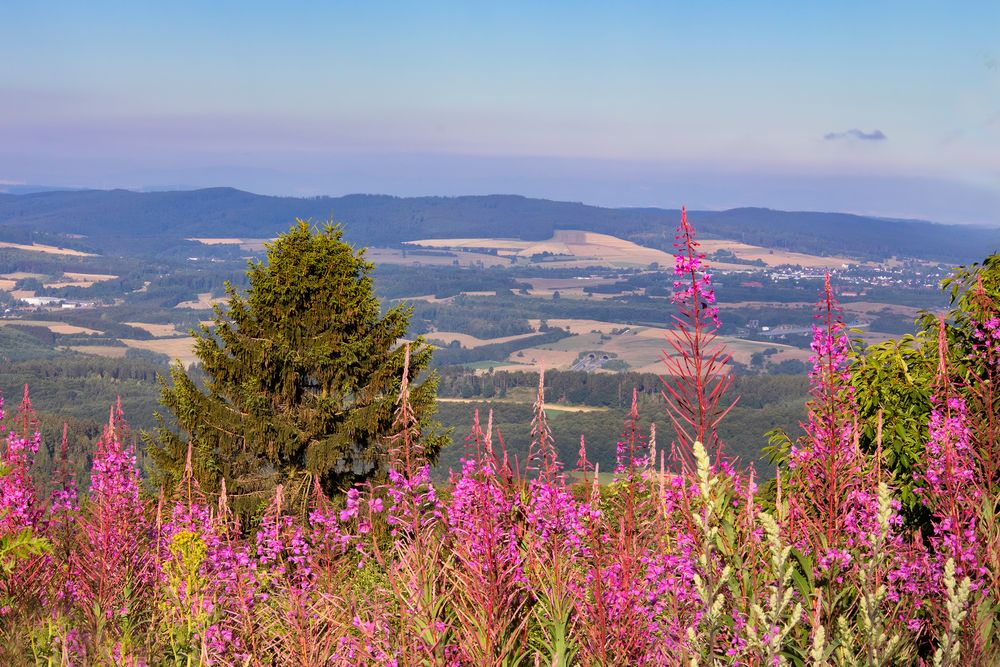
(1, 211, 998, 665)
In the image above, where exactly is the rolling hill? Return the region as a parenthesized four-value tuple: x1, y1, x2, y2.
(0, 188, 997, 262)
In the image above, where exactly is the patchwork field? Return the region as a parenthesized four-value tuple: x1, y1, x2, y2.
(406, 230, 679, 269)
(402, 231, 853, 271)
(489, 319, 810, 374)
(698, 240, 859, 269)
(0, 241, 95, 257)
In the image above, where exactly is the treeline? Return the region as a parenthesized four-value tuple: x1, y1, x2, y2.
(0, 327, 165, 489)
(373, 264, 523, 300)
(408, 299, 534, 338)
(431, 371, 809, 478)
(436, 368, 809, 410)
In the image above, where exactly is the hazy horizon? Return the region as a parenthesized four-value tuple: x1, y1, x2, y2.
(3, 2, 999, 224)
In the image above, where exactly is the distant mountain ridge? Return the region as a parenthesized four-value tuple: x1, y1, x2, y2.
(0, 187, 996, 262)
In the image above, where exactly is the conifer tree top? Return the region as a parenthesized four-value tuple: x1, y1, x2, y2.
(148, 219, 443, 518)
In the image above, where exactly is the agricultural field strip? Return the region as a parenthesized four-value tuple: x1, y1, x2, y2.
(499, 318, 810, 373)
(0, 320, 102, 335)
(119, 337, 198, 367)
(174, 292, 227, 309)
(124, 322, 181, 337)
(44, 272, 119, 288)
(406, 231, 862, 270)
(697, 240, 862, 269)
(426, 330, 544, 349)
(366, 247, 513, 268)
(0, 241, 96, 257)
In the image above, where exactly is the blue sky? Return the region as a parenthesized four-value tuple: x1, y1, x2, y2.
(2, 2, 998, 223)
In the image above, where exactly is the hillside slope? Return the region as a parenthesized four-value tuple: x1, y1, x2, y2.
(0, 188, 996, 262)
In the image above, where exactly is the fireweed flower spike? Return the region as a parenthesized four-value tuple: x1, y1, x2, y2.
(660, 207, 737, 469)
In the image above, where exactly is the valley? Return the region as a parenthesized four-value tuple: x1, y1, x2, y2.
(0, 188, 974, 482)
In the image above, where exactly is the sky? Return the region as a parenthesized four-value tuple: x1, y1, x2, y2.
(2, 1, 999, 223)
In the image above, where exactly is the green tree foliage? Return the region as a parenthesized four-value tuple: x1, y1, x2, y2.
(852, 253, 1000, 521)
(146, 220, 443, 517)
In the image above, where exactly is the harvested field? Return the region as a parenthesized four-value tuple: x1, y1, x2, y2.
(502, 319, 810, 373)
(65, 345, 128, 359)
(175, 292, 227, 309)
(0, 241, 95, 257)
(367, 248, 512, 268)
(187, 237, 245, 245)
(391, 294, 454, 304)
(0, 272, 46, 280)
(187, 237, 271, 252)
(407, 231, 674, 269)
(404, 238, 533, 253)
(125, 322, 180, 337)
(407, 231, 756, 271)
(523, 276, 621, 290)
(120, 337, 197, 367)
(0, 320, 102, 335)
(698, 240, 858, 269)
(44, 272, 118, 289)
(427, 330, 541, 349)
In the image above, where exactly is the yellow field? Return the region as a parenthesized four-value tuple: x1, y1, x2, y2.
(486, 319, 811, 374)
(187, 237, 245, 245)
(187, 237, 271, 252)
(120, 337, 198, 367)
(407, 230, 676, 269)
(406, 230, 763, 270)
(404, 230, 867, 271)
(125, 321, 180, 337)
(726, 300, 927, 319)
(0, 320, 102, 335)
(0, 272, 46, 280)
(403, 238, 534, 253)
(175, 292, 227, 309)
(697, 240, 858, 269)
(65, 345, 128, 359)
(44, 272, 118, 289)
(427, 330, 542, 349)
(0, 279, 15, 291)
(0, 241, 95, 257)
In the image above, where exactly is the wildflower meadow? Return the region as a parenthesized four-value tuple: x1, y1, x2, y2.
(1, 210, 998, 666)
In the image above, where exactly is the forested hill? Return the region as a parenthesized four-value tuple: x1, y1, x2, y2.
(1, 187, 997, 262)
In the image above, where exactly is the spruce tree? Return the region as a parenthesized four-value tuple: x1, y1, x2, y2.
(146, 220, 443, 516)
